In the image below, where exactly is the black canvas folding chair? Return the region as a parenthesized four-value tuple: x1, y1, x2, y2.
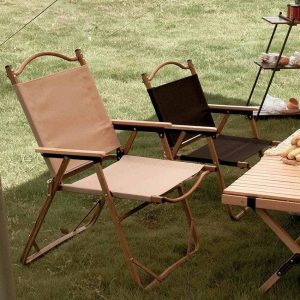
(141, 60, 273, 180)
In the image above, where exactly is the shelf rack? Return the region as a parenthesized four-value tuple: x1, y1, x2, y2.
(246, 12, 300, 119)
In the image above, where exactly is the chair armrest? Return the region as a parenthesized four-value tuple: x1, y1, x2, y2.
(208, 104, 259, 115)
(36, 147, 107, 160)
(112, 119, 172, 132)
(169, 124, 217, 135)
(113, 119, 217, 136)
(151, 170, 211, 203)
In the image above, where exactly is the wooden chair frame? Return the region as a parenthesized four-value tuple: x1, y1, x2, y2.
(6, 50, 214, 288)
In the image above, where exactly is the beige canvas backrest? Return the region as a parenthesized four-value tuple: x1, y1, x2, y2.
(6, 50, 120, 176)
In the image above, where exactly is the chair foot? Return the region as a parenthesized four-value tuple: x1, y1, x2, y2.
(260, 273, 280, 293)
(260, 253, 300, 293)
(133, 250, 197, 290)
(226, 205, 250, 221)
(21, 199, 105, 264)
(23, 225, 89, 264)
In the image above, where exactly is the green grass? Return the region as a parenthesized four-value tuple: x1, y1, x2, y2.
(1, 0, 300, 299)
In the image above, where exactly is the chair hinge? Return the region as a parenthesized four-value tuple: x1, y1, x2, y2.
(247, 197, 256, 211)
(277, 253, 300, 277)
(158, 130, 166, 138)
(116, 148, 124, 160)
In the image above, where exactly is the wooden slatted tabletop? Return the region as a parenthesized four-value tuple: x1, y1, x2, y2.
(224, 155, 300, 203)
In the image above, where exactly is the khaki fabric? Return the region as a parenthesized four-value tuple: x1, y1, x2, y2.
(15, 65, 120, 175)
(62, 155, 204, 201)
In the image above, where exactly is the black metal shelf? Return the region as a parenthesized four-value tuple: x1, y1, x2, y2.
(254, 61, 300, 70)
(247, 12, 300, 119)
(262, 16, 299, 25)
(253, 110, 300, 119)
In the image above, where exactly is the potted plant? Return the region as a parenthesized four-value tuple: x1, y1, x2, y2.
(288, 1, 300, 20)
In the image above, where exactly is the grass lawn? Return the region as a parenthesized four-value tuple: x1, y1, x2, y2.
(1, 0, 300, 299)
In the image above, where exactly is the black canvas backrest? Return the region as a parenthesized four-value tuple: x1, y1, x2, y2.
(147, 74, 215, 147)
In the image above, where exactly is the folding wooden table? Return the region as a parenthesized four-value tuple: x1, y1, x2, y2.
(222, 136, 300, 292)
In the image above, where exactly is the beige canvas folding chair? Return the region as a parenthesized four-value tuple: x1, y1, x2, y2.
(0, 178, 16, 300)
(222, 134, 300, 292)
(6, 50, 216, 289)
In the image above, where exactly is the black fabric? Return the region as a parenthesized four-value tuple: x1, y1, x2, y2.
(148, 74, 215, 147)
(180, 135, 270, 166)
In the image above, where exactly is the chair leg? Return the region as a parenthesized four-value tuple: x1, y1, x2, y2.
(94, 163, 142, 287)
(207, 137, 250, 221)
(260, 253, 300, 293)
(94, 163, 200, 289)
(132, 193, 200, 290)
(21, 192, 104, 264)
(21, 159, 104, 264)
(256, 209, 300, 292)
(225, 205, 250, 221)
(143, 194, 200, 290)
(104, 195, 143, 287)
(249, 117, 259, 139)
(177, 185, 200, 253)
(260, 273, 280, 293)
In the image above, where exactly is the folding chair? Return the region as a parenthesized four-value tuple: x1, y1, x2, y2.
(222, 132, 300, 292)
(137, 60, 273, 221)
(0, 178, 16, 300)
(6, 50, 216, 289)
(141, 60, 273, 175)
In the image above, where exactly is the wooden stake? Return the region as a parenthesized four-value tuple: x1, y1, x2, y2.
(0, 178, 16, 300)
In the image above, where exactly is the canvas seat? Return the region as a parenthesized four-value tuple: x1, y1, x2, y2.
(182, 135, 269, 166)
(62, 155, 203, 201)
(222, 136, 300, 292)
(6, 50, 215, 289)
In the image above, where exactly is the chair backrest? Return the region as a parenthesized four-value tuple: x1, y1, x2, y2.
(6, 50, 120, 176)
(142, 60, 215, 147)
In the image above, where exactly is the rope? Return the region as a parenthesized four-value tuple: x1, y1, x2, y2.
(104, 8, 154, 39)
(0, 1, 163, 50)
(0, 0, 59, 48)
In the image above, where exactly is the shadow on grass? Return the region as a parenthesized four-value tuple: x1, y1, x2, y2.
(3, 92, 298, 299)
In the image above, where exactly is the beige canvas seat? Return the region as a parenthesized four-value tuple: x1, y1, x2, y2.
(222, 140, 300, 292)
(6, 50, 216, 289)
(62, 155, 203, 201)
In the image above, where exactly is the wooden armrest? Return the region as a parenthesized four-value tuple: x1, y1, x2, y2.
(170, 124, 217, 133)
(112, 120, 216, 135)
(35, 147, 107, 158)
(209, 104, 259, 114)
(152, 170, 211, 203)
(112, 119, 172, 128)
